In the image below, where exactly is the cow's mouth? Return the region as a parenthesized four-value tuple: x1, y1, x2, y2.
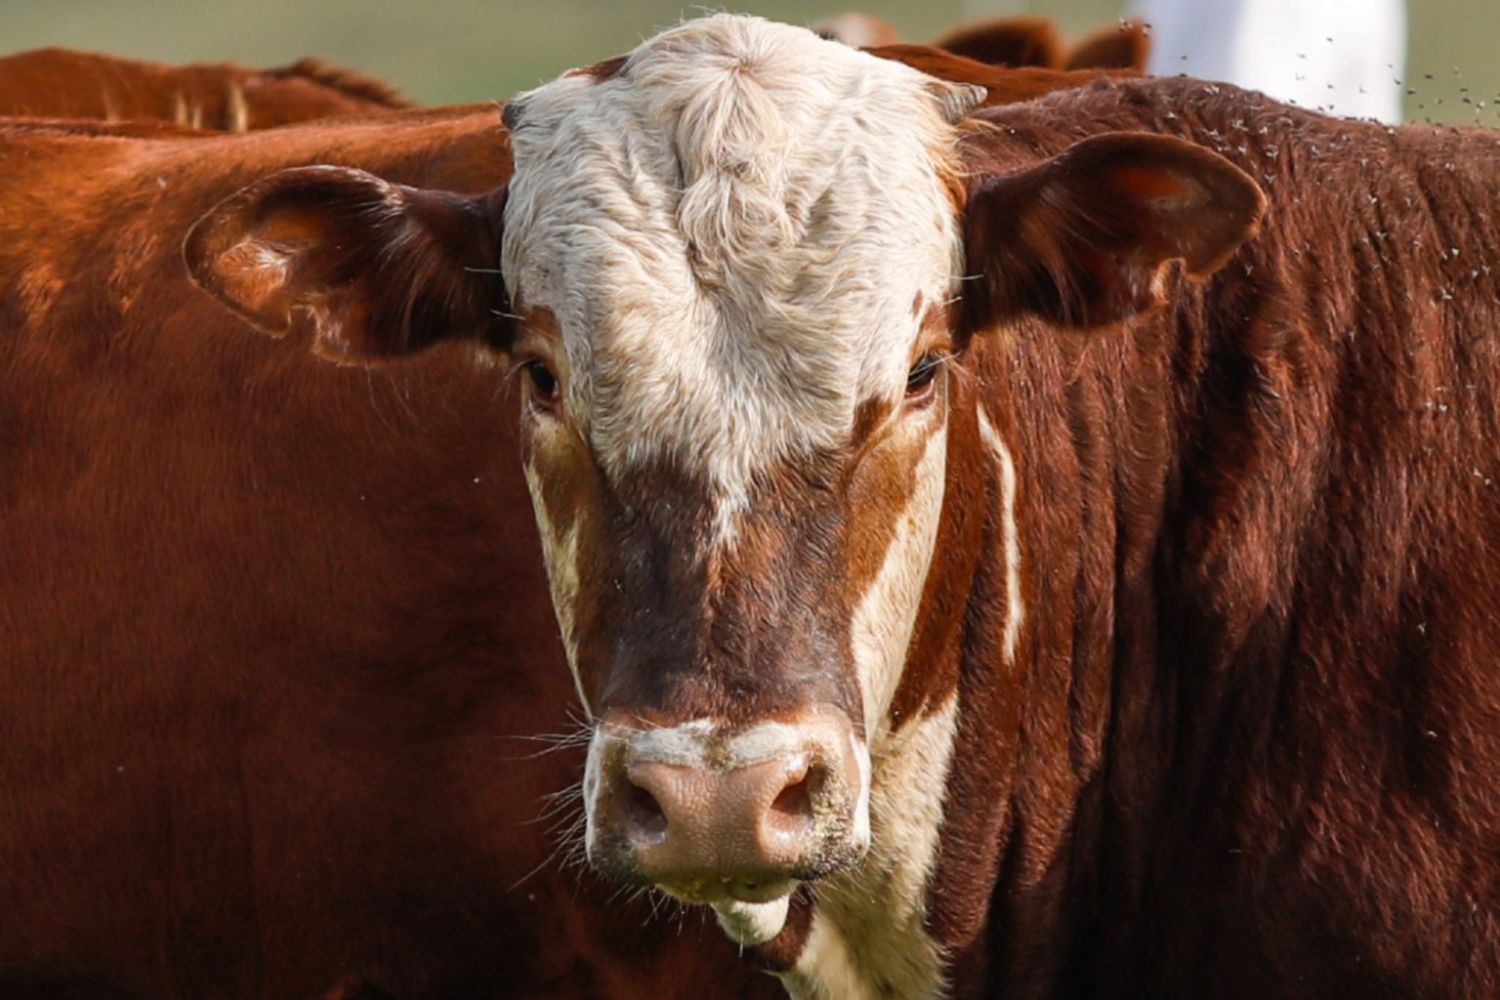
(656, 876, 798, 945)
(712, 895, 794, 946)
(583, 710, 869, 949)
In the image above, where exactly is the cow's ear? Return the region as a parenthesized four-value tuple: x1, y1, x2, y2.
(184, 165, 508, 363)
(1064, 20, 1150, 71)
(963, 132, 1264, 332)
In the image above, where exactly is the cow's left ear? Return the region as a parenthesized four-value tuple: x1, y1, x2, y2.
(185, 165, 508, 363)
(963, 132, 1264, 332)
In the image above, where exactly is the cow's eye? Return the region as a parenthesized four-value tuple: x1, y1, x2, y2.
(906, 353, 943, 400)
(523, 359, 561, 409)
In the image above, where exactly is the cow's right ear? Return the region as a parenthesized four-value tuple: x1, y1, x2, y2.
(184, 165, 508, 363)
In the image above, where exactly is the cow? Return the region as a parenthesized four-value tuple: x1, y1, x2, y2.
(0, 47, 407, 129)
(866, 46, 1131, 110)
(0, 39, 1130, 1000)
(186, 14, 1500, 998)
(816, 12, 1149, 72)
(930, 16, 1149, 72)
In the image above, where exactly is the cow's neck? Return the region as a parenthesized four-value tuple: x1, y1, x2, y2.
(928, 311, 1202, 995)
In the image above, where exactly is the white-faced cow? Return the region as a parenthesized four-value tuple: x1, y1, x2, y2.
(187, 15, 1500, 999)
(0, 38, 1125, 1000)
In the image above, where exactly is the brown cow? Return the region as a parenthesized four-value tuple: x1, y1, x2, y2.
(930, 16, 1149, 71)
(816, 12, 1149, 71)
(0, 47, 406, 129)
(190, 14, 1500, 998)
(0, 39, 1118, 1000)
(0, 103, 779, 1000)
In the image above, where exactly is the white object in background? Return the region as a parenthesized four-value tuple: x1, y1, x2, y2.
(1129, 0, 1407, 121)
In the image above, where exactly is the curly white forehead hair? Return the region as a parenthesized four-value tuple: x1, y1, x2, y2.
(501, 14, 985, 522)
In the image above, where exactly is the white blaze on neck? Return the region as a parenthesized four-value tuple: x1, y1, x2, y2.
(976, 405, 1026, 664)
(851, 417, 949, 740)
(522, 461, 590, 717)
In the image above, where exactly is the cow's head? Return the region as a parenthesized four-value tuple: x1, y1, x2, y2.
(187, 15, 1262, 951)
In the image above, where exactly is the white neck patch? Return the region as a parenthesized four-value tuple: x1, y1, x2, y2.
(502, 15, 981, 525)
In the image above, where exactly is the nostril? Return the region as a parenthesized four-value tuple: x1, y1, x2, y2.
(623, 780, 668, 844)
(768, 761, 825, 836)
(770, 773, 810, 820)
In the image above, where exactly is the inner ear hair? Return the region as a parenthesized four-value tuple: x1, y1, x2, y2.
(185, 165, 509, 364)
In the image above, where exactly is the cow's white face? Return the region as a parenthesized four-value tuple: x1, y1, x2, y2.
(500, 14, 981, 944)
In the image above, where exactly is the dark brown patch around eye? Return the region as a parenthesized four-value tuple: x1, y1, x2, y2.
(524, 359, 561, 409)
(905, 353, 943, 400)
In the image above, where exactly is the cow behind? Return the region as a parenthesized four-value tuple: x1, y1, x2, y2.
(0, 47, 407, 129)
(816, 12, 1150, 71)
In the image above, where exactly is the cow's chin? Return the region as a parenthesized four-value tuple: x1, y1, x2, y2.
(656, 878, 799, 945)
(712, 895, 794, 946)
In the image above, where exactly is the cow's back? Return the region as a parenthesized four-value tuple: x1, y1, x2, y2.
(0, 48, 407, 129)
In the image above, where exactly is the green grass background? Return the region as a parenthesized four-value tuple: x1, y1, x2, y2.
(0, 0, 1493, 124)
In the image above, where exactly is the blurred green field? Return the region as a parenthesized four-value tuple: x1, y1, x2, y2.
(0, 0, 1493, 124)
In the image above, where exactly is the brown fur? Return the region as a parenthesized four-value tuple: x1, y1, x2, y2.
(870, 45, 1137, 107)
(267, 56, 409, 109)
(930, 15, 1064, 70)
(917, 79, 1500, 996)
(1064, 20, 1152, 72)
(0, 47, 407, 130)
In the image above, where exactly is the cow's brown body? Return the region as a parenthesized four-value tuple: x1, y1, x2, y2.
(920, 79, 1500, 997)
(0, 51, 1126, 998)
(0, 48, 406, 129)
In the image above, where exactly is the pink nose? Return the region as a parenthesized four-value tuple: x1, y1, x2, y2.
(621, 754, 820, 881)
(590, 721, 864, 893)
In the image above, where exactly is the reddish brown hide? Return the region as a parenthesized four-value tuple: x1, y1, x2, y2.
(0, 47, 407, 129)
(870, 45, 1134, 106)
(925, 80, 1500, 998)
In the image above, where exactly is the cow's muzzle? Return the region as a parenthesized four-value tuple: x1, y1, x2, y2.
(584, 709, 869, 944)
